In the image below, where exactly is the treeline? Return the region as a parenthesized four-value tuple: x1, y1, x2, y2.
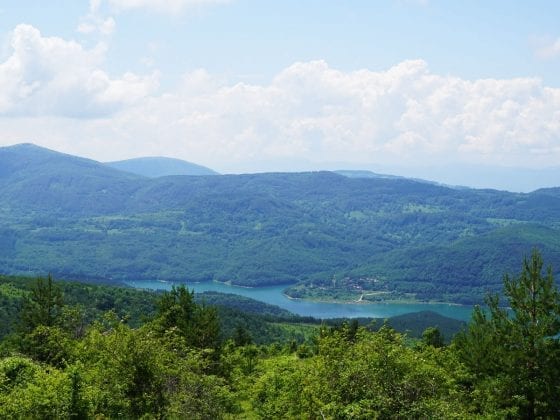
(1, 251, 560, 418)
(0, 275, 319, 345)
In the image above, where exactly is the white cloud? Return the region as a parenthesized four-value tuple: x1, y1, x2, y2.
(77, 0, 116, 35)
(534, 37, 560, 59)
(1, 37, 559, 171)
(0, 24, 158, 117)
(89, 0, 103, 14)
(112, 60, 560, 168)
(76, 0, 230, 36)
(105, 0, 231, 14)
(77, 16, 116, 35)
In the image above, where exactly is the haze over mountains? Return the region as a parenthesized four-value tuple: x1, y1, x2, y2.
(219, 158, 560, 193)
(107, 157, 219, 178)
(1, 143, 559, 304)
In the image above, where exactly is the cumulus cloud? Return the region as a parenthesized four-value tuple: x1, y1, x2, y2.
(0, 24, 158, 117)
(120, 59, 556, 169)
(1, 35, 559, 170)
(77, 0, 116, 35)
(113, 60, 560, 168)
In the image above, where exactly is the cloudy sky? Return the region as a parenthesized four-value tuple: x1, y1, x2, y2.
(1, 1, 559, 188)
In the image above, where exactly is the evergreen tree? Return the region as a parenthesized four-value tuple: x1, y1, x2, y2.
(233, 324, 253, 347)
(20, 274, 64, 331)
(156, 285, 220, 350)
(454, 249, 560, 418)
(422, 326, 444, 348)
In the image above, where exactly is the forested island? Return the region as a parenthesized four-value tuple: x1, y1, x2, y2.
(1, 251, 559, 418)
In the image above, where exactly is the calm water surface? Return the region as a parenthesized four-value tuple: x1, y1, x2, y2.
(125, 280, 473, 322)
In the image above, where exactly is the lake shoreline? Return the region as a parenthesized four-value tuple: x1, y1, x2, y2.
(282, 292, 470, 307)
(144, 279, 472, 307)
(125, 279, 474, 321)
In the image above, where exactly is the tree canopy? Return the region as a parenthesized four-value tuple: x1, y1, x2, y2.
(1, 251, 560, 418)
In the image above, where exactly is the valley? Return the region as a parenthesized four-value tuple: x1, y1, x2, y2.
(1, 143, 560, 305)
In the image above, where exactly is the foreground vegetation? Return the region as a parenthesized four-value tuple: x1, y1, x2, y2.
(1, 250, 559, 418)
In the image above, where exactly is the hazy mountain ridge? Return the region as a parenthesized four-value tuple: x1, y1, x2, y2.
(1, 143, 559, 303)
(0, 144, 145, 215)
(106, 156, 219, 177)
(334, 169, 451, 188)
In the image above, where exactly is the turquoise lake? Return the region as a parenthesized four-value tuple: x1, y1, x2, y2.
(126, 280, 474, 322)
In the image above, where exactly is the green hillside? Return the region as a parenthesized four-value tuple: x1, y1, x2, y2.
(1, 144, 559, 303)
(0, 143, 143, 215)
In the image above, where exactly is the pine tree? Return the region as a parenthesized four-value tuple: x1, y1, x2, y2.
(454, 250, 560, 418)
(155, 285, 220, 350)
(502, 250, 560, 419)
(20, 274, 64, 331)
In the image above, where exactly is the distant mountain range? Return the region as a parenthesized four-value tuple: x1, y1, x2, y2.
(333, 170, 452, 188)
(106, 156, 219, 177)
(0, 143, 559, 304)
(333, 170, 405, 180)
(221, 158, 560, 193)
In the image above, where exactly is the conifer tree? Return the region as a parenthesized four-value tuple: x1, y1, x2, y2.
(454, 250, 560, 418)
(20, 274, 64, 331)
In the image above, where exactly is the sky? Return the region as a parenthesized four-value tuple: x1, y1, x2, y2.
(1, 1, 559, 190)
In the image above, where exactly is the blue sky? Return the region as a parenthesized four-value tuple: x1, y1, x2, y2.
(1, 1, 559, 189)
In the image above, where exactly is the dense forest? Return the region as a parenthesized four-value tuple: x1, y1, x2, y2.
(1, 250, 559, 418)
(1, 144, 560, 304)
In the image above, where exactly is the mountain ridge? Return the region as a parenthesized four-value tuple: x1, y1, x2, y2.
(0, 143, 559, 303)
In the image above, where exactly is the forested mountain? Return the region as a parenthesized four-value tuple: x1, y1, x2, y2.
(106, 156, 219, 177)
(0, 143, 143, 214)
(1, 143, 559, 303)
